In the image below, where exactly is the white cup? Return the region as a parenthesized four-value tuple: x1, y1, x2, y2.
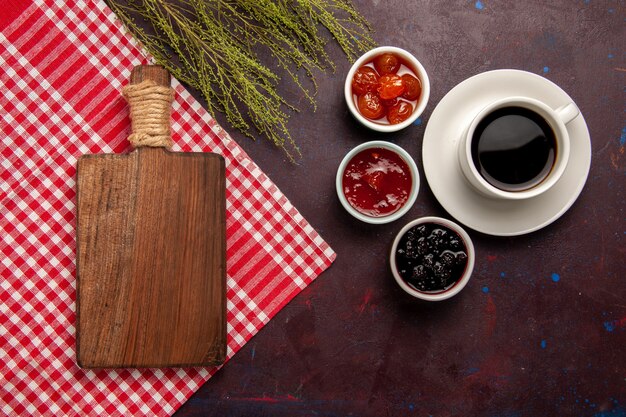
(458, 96, 579, 200)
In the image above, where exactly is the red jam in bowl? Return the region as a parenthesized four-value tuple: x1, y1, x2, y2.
(342, 147, 412, 217)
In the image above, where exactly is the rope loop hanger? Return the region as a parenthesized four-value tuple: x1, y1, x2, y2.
(122, 78, 174, 148)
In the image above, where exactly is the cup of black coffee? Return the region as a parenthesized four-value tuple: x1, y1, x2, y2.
(458, 97, 579, 200)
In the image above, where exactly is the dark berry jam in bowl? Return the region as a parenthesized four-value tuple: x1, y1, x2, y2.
(336, 141, 419, 224)
(344, 46, 430, 133)
(390, 217, 475, 301)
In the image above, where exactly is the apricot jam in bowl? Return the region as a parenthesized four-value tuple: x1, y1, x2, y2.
(344, 46, 430, 133)
(390, 217, 475, 301)
(336, 141, 419, 224)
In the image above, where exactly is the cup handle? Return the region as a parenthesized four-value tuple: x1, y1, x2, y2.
(555, 102, 579, 125)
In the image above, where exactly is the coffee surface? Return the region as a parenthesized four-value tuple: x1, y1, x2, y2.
(471, 106, 556, 191)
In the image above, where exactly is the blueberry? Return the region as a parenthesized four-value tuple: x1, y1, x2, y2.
(438, 267, 452, 281)
(455, 251, 468, 266)
(430, 228, 447, 239)
(404, 239, 419, 258)
(415, 225, 428, 236)
(423, 253, 435, 269)
(411, 264, 428, 280)
(426, 236, 440, 252)
(440, 250, 455, 267)
(416, 237, 429, 256)
(432, 261, 450, 277)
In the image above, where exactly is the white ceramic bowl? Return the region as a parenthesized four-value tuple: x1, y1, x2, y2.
(389, 217, 475, 301)
(336, 141, 419, 224)
(344, 46, 430, 132)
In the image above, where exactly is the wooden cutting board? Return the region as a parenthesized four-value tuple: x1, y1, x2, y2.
(76, 65, 226, 368)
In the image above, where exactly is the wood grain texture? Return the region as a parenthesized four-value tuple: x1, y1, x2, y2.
(129, 65, 170, 85)
(76, 66, 226, 368)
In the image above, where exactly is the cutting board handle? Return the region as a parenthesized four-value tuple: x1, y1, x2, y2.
(122, 65, 173, 148)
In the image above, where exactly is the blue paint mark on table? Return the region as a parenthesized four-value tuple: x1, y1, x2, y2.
(465, 367, 480, 375)
(591, 405, 626, 416)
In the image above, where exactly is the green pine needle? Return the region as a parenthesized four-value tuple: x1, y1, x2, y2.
(107, 0, 376, 161)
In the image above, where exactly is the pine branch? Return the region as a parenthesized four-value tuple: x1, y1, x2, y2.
(107, 0, 376, 161)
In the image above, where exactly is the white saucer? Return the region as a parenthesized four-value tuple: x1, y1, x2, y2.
(422, 69, 591, 236)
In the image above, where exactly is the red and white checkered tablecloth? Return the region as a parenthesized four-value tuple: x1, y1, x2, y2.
(0, 0, 336, 415)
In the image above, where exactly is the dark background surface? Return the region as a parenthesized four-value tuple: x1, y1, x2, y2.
(163, 1, 625, 416)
